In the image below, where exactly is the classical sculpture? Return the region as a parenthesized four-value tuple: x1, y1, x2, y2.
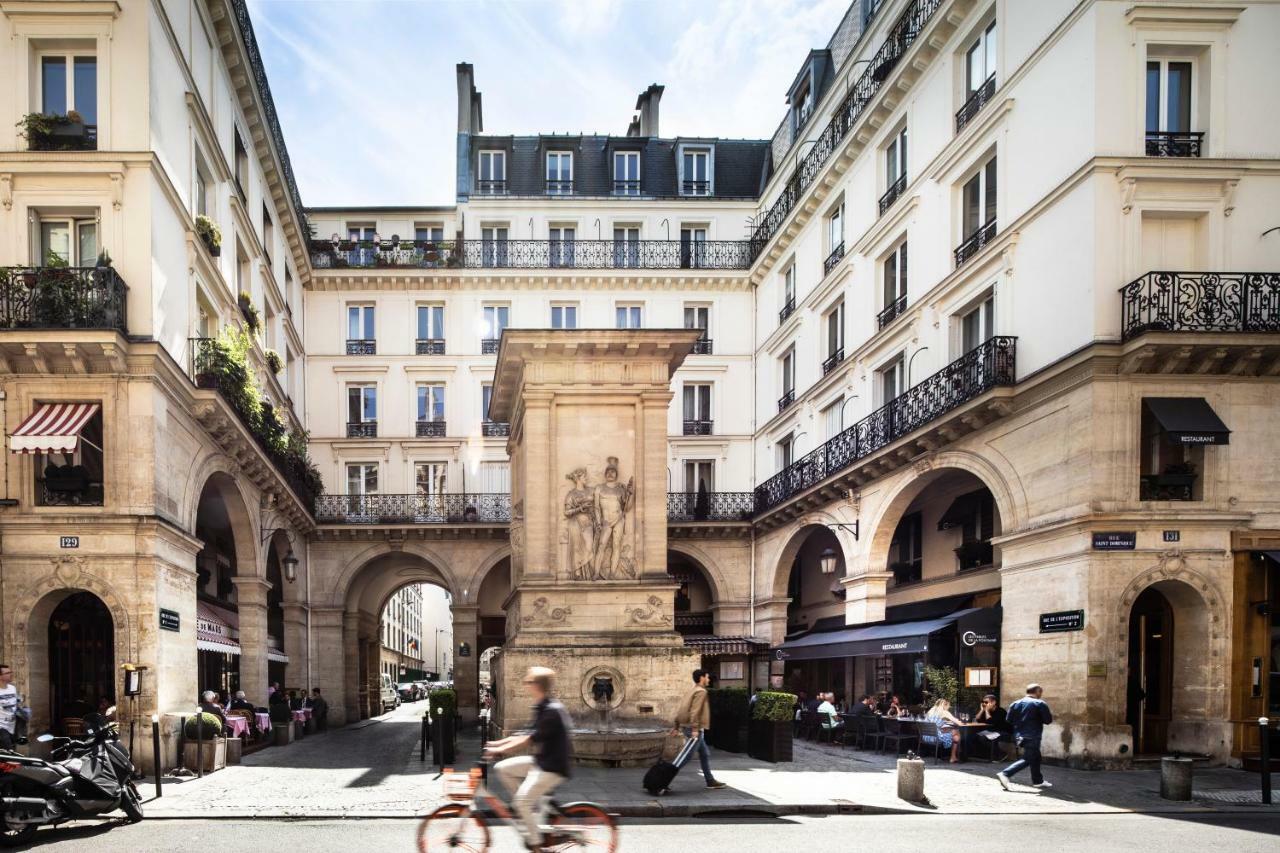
(561, 458, 635, 580)
(563, 468, 596, 580)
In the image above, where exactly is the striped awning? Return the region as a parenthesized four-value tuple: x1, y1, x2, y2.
(683, 635, 769, 657)
(9, 403, 100, 454)
(196, 601, 241, 656)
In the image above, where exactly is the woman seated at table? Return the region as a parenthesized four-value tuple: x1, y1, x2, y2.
(923, 698, 963, 763)
(886, 695, 906, 717)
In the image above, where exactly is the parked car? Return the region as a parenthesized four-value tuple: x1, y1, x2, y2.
(379, 674, 400, 712)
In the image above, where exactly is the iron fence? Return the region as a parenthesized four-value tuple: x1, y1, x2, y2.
(955, 74, 996, 133)
(315, 493, 511, 524)
(1120, 271, 1280, 341)
(309, 238, 755, 271)
(1145, 131, 1204, 158)
(666, 492, 755, 522)
(0, 266, 128, 333)
(954, 219, 997, 267)
(879, 174, 907, 215)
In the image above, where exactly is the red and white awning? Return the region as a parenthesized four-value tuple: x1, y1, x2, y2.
(196, 601, 242, 656)
(9, 403, 100, 454)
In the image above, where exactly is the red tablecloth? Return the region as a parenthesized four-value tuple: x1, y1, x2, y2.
(226, 715, 249, 738)
(291, 709, 307, 722)
(255, 712, 271, 733)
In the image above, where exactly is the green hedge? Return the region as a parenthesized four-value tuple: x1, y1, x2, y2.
(184, 712, 224, 740)
(428, 688, 457, 719)
(751, 691, 797, 723)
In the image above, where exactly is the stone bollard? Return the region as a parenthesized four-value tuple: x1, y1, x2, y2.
(1160, 755, 1193, 801)
(897, 754, 926, 802)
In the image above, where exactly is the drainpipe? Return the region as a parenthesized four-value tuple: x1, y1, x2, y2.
(749, 259, 758, 639)
(305, 533, 312, 690)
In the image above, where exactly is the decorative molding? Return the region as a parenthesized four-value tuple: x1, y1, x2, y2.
(624, 595, 671, 627)
(0, 173, 11, 210)
(1124, 4, 1244, 28)
(520, 596, 571, 627)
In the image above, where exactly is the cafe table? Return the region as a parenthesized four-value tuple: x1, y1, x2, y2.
(255, 711, 272, 734)
(226, 714, 249, 739)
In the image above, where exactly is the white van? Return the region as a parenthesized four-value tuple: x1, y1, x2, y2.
(379, 674, 400, 713)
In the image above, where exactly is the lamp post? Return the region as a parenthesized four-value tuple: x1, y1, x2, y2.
(260, 527, 299, 583)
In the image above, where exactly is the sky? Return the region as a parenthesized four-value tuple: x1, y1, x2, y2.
(245, 0, 852, 207)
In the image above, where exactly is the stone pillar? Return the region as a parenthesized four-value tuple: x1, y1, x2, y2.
(343, 611, 361, 723)
(843, 570, 893, 624)
(281, 603, 309, 691)
(310, 608, 346, 725)
(453, 606, 479, 723)
(365, 636, 381, 718)
(232, 577, 272, 704)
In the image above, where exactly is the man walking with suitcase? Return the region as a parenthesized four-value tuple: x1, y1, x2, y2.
(670, 669, 727, 790)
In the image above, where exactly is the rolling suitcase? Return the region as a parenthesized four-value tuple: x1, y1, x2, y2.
(642, 735, 697, 795)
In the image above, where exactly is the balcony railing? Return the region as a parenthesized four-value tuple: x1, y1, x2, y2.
(675, 612, 715, 633)
(755, 336, 1017, 513)
(315, 493, 512, 524)
(778, 388, 796, 412)
(1120, 271, 1280, 341)
(24, 118, 97, 152)
(1140, 472, 1196, 502)
(824, 241, 846, 277)
(308, 238, 755, 271)
(1145, 131, 1204, 158)
(346, 338, 376, 355)
(0, 266, 129, 333)
(878, 294, 907, 330)
(481, 338, 501, 355)
(482, 421, 511, 437)
(545, 179, 575, 195)
(822, 348, 845, 375)
(613, 179, 640, 195)
(416, 338, 446, 355)
(666, 492, 755, 522)
(477, 179, 507, 194)
(682, 420, 714, 436)
(750, 0, 944, 252)
(955, 74, 996, 133)
(347, 421, 377, 438)
(690, 337, 713, 355)
(879, 174, 907, 215)
(681, 180, 710, 196)
(37, 475, 103, 507)
(954, 219, 997, 268)
(779, 298, 796, 325)
(415, 419, 446, 437)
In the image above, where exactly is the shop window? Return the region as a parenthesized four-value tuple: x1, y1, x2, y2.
(35, 406, 104, 506)
(1140, 401, 1208, 501)
(889, 512, 923, 586)
(938, 488, 996, 571)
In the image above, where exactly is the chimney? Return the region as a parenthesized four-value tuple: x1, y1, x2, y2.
(626, 115, 641, 137)
(456, 63, 483, 134)
(634, 83, 664, 137)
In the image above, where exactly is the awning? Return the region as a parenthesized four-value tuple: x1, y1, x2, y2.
(1145, 397, 1230, 445)
(196, 601, 241, 656)
(9, 403, 100, 454)
(774, 608, 985, 661)
(267, 650, 290, 664)
(937, 491, 982, 530)
(683, 636, 769, 656)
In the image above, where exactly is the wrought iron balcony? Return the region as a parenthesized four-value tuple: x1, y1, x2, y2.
(315, 493, 512, 524)
(347, 421, 377, 438)
(482, 421, 511, 437)
(682, 420, 714, 436)
(690, 337, 713, 355)
(681, 180, 710, 196)
(308, 238, 755, 271)
(0, 266, 128, 333)
(750, 0, 945, 252)
(878, 294, 907, 330)
(879, 174, 907, 215)
(779, 297, 796, 325)
(822, 348, 845, 375)
(481, 338, 501, 355)
(824, 241, 846, 277)
(675, 612, 715, 633)
(1145, 131, 1204, 158)
(1140, 472, 1196, 502)
(954, 219, 997, 267)
(777, 388, 796, 412)
(755, 336, 1017, 514)
(416, 338, 446, 355)
(477, 179, 507, 195)
(346, 339, 376, 355)
(1120, 271, 1280, 342)
(666, 491, 755, 522)
(415, 419, 446, 438)
(613, 179, 640, 196)
(545, 179, 575, 195)
(955, 74, 996, 133)
(37, 474, 103, 507)
(23, 118, 97, 152)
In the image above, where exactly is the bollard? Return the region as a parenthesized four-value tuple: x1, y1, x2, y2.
(195, 709, 204, 779)
(896, 753, 926, 803)
(1262, 717, 1272, 806)
(1160, 755, 1193, 801)
(151, 715, 163, 798)
(420, 714, 428, 762)
(433, 707, 444, 768)
(176, 715, 187, 775)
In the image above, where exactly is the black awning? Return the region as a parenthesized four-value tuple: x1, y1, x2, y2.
(774, 609, 985, 661)
(1145, 397, 1230, 445)
(937, 491, 982, 530)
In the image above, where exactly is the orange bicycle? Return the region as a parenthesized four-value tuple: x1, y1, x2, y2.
(417, 760, 618, 852)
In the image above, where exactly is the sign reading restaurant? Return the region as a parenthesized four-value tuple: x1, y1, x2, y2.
(1092, 531, 1136, 550)
(1040, 610, 1085, 633)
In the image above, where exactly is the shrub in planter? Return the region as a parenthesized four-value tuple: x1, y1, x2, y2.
(184, 712, 224, 740)
(195, 215, 222, 256)
(265, 348, 284, 375)
(748, 691, 796, 763)
(237, 292, 261, 332)
(707, 687, 749, 752)
(428, 688, 458, 764)
(428, 687, 457, 720)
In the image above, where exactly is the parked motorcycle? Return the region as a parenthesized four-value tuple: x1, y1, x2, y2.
(0, 708, 143, 845)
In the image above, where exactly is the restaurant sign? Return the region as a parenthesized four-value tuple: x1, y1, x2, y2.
(1092, 531, 1136, 550)
(961, 630, 999, 647)
(1039, 610, 1085, 633)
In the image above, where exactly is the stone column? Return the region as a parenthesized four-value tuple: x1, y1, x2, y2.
(452, 606, 479, 723)
(310, 608, 346, 725)
(232, 577, 272, 704)
(281, 603, 309, 691)
(342, 611, 361, 724)
(365, 636, 381, 718)
(843, 570, 893, 624)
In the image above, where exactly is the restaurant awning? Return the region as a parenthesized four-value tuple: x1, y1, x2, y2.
(937, 491, 982, 530)
(8, 403, 100, 454)
(1144, 397, 1230, 445)
(196, 601, 241, 656)
(774, 608, 985, 661)
(684, 635, 769, 656)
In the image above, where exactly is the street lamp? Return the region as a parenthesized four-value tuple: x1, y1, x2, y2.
(819, 547, 839, 575)
(260, 527, 299, 583)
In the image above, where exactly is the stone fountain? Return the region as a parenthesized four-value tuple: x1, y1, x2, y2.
(488, 329, 701, 766)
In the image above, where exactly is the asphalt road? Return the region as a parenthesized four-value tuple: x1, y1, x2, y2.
(18, 812, 1280, 852)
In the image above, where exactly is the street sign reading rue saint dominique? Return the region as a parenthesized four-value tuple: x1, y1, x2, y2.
(1091, 531, 1136, 550)
(1040, 610, 1085, 633)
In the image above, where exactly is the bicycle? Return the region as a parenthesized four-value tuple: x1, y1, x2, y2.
(417, 759, 618, 852)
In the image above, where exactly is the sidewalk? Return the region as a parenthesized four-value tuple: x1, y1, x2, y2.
(134, 721, 1280, 819)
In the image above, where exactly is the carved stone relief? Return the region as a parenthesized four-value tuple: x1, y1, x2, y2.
(520, 596, 572, 627)
(624, 595, 671, 627)
(562, 457, 635, 581)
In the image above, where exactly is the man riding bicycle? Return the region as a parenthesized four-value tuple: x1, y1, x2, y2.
(484, 666, 573, 851)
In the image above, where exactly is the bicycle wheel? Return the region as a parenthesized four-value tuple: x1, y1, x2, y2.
(417, 803, 490, 852)
(547, 802, 618, 851)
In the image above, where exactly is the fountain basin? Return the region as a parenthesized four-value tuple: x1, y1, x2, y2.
(571, 726, 670, 767)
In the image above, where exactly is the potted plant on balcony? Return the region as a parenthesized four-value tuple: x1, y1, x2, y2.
(748, 691, 796, 762)
(954, 539, 994, 570)
(16, 111, 89, 150)
(195, 215, 222, 257)
(238, 291, 261, 332)
(1155, 462, 1197, 488)
(265, 348, 284, 375)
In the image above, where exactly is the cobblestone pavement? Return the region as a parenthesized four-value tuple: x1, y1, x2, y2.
(137, 708, 1280, 819)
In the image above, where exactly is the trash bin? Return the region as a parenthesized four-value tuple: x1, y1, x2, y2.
(1160, 755, 1193, 801)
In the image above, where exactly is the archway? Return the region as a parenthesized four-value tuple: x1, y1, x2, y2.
(43, 591, 115, 735)
(476, 557, 510, 660)
(667, 550, 717, 637)
(771, 525, 847, 702)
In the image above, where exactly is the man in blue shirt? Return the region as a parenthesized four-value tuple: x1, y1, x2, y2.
(997, 683, 1053, 790)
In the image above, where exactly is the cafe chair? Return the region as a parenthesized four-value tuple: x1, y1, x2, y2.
(798, 710, 819, 741)
(861, 716, 885, 751)
(914, 720, 946, 763)
(61, 717, 87, 738)
(880, 717, 918, 755)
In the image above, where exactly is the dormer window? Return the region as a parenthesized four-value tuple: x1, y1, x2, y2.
(793, 80, 813, 133)
(679, 147, 711, 196)
(478, 150, 506, 194)
(546, 151, 573, 195)
(613, 151, 640, 195)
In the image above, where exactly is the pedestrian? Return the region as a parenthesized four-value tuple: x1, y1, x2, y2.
(670, 668, 727, 790)
(307, 688, 329, 731)
(0, 664, 20, 751)
(997, 683, 1054, 790)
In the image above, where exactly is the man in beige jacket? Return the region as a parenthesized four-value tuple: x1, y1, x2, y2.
(670, 668, 727, 789)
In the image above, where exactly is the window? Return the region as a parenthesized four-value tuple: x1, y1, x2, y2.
(347, 304, 375, 341)
(417, 304, 444, 341)
(38, 216, 97, 266)
(889, 511, 923, 586)
(827, 202, 844, 253)
(415, 224, 445, 243)
(346, 385, 377, 424)
(683, 384, 712, 434)
(683, 460, 714, 493)
(615, 304, 643, 329)
(780, 264, 796, 322)
(345, 462, 378, 500)
(481, 225, 509, 267)
(196, 294, 216, 339)
(680, 226, 707, 269)
(825, 300, 845, 365)
(961, 156, 998, 239)
(347, 223, 376, 242)
(551, 303, 578, 329)
(1139, 400, 1205, 501)
(782, 349, 796, 395)
(613, 151, 640, 194)
(793, 80, 814, 133)
(416, 384, 446, 422)
(1145, 58, 1199, 155)
(822, 397, 845, 439)
(233, 129, 249, 198)
(546, 151, 573, 194)
(965, 20, 997, 95)
(612, 226, 640, 268)
(478, 151, 506, 193)
(681, 149, 710, 195)
(195, 152, 213, 218)
(482, 304, 509, 346)
(261, 204, 274, 265)
(481, 384, 495, 422)
(777, 433, 795, 471)
(549, 225, 575, 268)
(35, 405, 104, 506)
(880, 240, 908, 328)
(961, 294, 995, 353)
(886, 127, 908, 185)
(684, 305, 710, 353)
(415, 463, 448, 516)
(40, 54, 97, 126)
(880, 357, 905, 404)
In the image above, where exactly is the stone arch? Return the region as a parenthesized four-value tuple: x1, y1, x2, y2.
(466, 545, 513, 606)
(767, 511, 855, 602)
(189, 467, 261, 579)
(667, 541, 730, 605)
(331, 542, 464, 610)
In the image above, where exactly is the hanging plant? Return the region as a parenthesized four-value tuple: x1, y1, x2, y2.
(237, 291, 261, 333)
(264, 348, 284, 375)
(195, 215, 222, 257)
